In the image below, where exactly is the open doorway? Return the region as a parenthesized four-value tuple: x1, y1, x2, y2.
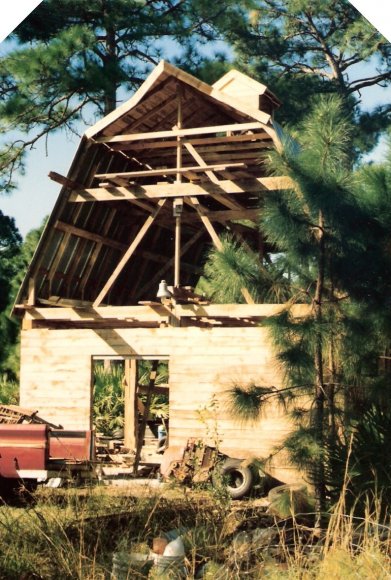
(92, 357, 169, 463)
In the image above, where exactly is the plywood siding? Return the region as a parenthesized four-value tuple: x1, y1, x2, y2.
(20, 325, 301, 482)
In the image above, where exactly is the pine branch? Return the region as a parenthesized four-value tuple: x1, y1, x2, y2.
(347, 71, 391, 93)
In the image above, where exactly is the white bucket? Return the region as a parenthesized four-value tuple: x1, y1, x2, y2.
(152, 554, 186, 578)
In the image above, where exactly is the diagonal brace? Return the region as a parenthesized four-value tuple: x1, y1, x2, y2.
(93, 199, 166, 307)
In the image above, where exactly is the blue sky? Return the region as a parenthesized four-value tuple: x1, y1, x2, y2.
(1, 129, 81, 236)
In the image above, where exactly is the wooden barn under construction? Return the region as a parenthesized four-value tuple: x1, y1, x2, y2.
(14, 61, 306, 485)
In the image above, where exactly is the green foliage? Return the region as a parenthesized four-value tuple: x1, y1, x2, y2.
(201, 234, 291, 303)
(327, 405, 391, 510)
(264, 310, 316, 388)
(93, 363, 125, 436)
(0, 211, 23, 380)
(0, 220, 44, 380)
(214, 0, 391, 157)
(0, 373, 19, 404)
(351, 156, 391, 309)
(216, 96, 391, 513)
(284, 426, 324, 473)
(138, 360, 169, 420)
(263, 99, 391, 512)
(263, 96, 377, 309)
(227, 383, 273, 422)
(0, 211, 22, 310)
(93, 360, 169, 436)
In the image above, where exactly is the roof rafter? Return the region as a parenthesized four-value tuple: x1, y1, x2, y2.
(54, 220, 127, 252)
(183, 141, 243, 211)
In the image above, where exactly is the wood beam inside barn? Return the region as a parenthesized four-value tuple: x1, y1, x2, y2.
(66, 176, 292, 203)
(114, 132, 271, 151)
(94, 162, 246, 180)
(93, 121, 266, 144)
(20, 303, 310, 324)
(54, 220, 127, 252)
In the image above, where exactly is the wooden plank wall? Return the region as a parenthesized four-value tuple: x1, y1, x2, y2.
(20, 325, 302, 483)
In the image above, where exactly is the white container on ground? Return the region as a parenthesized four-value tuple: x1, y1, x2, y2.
(151, 537, 186, 578)
(152, 554, 186, 578)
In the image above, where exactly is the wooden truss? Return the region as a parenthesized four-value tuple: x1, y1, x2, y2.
(19, 62, 291, 311)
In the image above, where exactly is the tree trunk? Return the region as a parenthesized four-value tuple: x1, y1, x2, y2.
(328, 338, 337, 441)
(313, 210, 327, 528)
(103, 23, 117, 114)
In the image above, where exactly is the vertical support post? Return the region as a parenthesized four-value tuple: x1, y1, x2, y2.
(173, 197, 183, 289)
(124, 359, 137, 450)
(174, 214, 181, 287)
(133, 360, 159, 473)
(174, 84, 183, 288)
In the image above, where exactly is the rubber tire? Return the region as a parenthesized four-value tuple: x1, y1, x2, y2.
(213, 458, 254, 499)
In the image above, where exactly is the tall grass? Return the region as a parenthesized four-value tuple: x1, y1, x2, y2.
(0, 482, 390, 579)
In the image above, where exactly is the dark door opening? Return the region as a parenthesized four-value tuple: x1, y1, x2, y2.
(92, 357, 169, 460)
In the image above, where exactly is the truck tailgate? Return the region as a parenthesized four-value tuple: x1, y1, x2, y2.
(0, 424, 48, 478)
(49, 430, 93, 462)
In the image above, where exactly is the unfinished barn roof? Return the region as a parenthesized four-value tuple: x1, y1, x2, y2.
(15, 61, 287, 310)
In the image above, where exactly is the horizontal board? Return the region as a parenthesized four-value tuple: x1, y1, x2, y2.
(22, 303, 309, 322)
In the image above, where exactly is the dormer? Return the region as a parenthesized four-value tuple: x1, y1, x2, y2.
(213, 69, 281, 116)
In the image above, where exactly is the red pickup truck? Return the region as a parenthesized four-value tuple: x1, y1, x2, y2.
(0, 423, 94, 496)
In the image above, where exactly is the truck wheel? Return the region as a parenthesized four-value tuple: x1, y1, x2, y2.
(213, 459, 254, 499)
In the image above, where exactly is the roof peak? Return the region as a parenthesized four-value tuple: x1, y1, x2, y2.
(85, 61, 278, 139)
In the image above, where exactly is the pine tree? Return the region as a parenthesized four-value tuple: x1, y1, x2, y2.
(261, 96, 355, 519)
(212, 0, 391, 157)
(0, 211, 22, 379)
(0, 220, 44, 379)
(202, 95, 391, 522)
(0, 0, 233, 191)
(198, 234, 291, 304)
